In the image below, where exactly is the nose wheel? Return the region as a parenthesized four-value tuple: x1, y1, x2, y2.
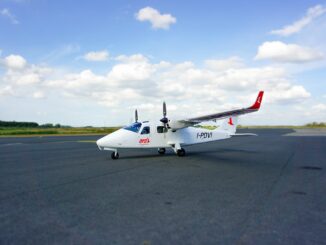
(111, 152, 119, 160)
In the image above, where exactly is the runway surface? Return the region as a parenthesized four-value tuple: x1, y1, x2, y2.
(0, 129, 325, 245)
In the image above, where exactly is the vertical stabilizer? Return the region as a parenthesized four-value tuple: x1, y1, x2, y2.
(220, 116, 238, 134)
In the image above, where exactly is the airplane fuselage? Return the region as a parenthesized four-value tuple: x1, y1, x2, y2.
(97, 121, 230, 150)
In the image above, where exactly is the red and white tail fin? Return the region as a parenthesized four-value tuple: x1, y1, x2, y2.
(221, 116, 238, 134)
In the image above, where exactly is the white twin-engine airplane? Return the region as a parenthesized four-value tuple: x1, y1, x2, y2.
(97, 91, 264, 159)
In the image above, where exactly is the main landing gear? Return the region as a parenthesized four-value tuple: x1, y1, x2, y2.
(111, 152, 119, 160)
(172, 143, 186, 157)
(158, 148, 166, 155)
(176, 148, 186, 157)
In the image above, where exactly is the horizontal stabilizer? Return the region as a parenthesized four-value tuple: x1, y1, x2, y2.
(230, 133, 257, 136)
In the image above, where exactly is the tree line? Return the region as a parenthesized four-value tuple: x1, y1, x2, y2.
(0, 120, 69, 128)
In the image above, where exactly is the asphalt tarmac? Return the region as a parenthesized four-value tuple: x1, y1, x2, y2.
(0, 129, 325, 245)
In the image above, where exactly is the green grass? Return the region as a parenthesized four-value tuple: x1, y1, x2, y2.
(1, 123, 325, 137)
(0, 127, 120, 137)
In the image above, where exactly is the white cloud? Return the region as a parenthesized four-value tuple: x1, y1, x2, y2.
(4, 63, 52, 85)
(0, 8, 19, 24)
(0, 85, 14, 97)
(135, 6, 176, 29)
(270, 5, 326, 36)
(46, 69, 106, 89)
(3, 54, 27, 69)
(312, 103, 326, 112)
(255, 41, 323, 63)
(205, 56, 244, 71)
(16, 73, 41, 85)
(267, 84, 311, 103)
(33, 91, 45, 99)
(0, 52, 316, 125)
(83, 50, 109, 62)
(108, 54, 155, 85)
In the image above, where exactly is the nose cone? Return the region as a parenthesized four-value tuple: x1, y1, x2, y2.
(96, 134, 116, 150)
(96, 137, 105, 149)
(96, 129, 130, 149)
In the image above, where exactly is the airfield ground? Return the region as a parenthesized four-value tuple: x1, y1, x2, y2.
(0, 129, 325, 244)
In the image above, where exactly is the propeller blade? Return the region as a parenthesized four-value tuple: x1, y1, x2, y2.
(135, 109, 138, 122)
(163, 101, 167, 117)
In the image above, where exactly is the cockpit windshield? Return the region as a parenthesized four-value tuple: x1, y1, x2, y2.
(123, 122, 142, 133)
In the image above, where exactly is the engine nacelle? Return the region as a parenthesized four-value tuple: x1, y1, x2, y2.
(168, 119, 190, 131)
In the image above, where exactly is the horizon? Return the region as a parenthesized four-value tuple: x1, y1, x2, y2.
(1, 1, 326, 126)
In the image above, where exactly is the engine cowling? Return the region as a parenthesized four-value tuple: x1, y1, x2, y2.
(168, 119, 190, 131)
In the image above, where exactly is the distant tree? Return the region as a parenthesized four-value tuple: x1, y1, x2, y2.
(40, 123, 54, 128)
(0, 120, 39, 127)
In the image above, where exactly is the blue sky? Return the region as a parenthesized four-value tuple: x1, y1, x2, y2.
(0, 0, 326, 126)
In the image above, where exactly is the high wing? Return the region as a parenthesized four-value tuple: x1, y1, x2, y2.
(181, 91, 264, 124)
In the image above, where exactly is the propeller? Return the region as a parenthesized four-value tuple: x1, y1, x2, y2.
(160, 101, 169, 129)
(135, 109, 138, 123)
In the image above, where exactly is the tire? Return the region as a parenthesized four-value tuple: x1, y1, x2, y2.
(111, 152, 119, 160)
(177, 148, 186, 157)
(158, 148, 166, 155)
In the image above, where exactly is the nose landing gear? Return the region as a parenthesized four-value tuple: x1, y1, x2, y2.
(111, 152, 119, 160)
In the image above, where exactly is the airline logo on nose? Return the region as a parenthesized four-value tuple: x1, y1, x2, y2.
(139, 138, 150, 144)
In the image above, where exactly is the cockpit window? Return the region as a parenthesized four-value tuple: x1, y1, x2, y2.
(123, 122, 142, 133)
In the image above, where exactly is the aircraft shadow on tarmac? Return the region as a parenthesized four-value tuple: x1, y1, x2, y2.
(113, 147, 257, 160)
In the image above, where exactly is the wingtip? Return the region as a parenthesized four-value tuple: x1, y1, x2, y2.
(249, 91, 264, 110)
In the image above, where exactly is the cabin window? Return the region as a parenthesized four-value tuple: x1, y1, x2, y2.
(141, 126, 150, 135)
(157, 126, 168, 133)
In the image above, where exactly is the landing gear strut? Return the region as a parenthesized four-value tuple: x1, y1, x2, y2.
(158, 148, 166, 155)
(177, 148, 186, 157)
(111, 152, 119, 160)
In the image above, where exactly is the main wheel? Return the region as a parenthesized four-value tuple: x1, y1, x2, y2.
(177, 148, 186, 157)
(158, 148, 166, 155)
(111, 152, 119, 160)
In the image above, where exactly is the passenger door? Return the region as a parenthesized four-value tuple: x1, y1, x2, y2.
(138, 126, 151, 147)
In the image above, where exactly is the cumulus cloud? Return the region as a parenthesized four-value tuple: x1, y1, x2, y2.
(205, 56, 244, 71)
(312, 103, 326, 112)
(3, 54, 27, 69)
(32, 91, 45, 99)
(255, 41, 323, 63)
(135, 6, 176, 29)
(270, 5, 326, 36)
(43, 55, 311, 108)
(83, 50, 109, 62)
(0, 54, 53, 101)
(0, 8, 19, 24)
(0, 85, 14, 97)
(0, 52, 315, 124)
